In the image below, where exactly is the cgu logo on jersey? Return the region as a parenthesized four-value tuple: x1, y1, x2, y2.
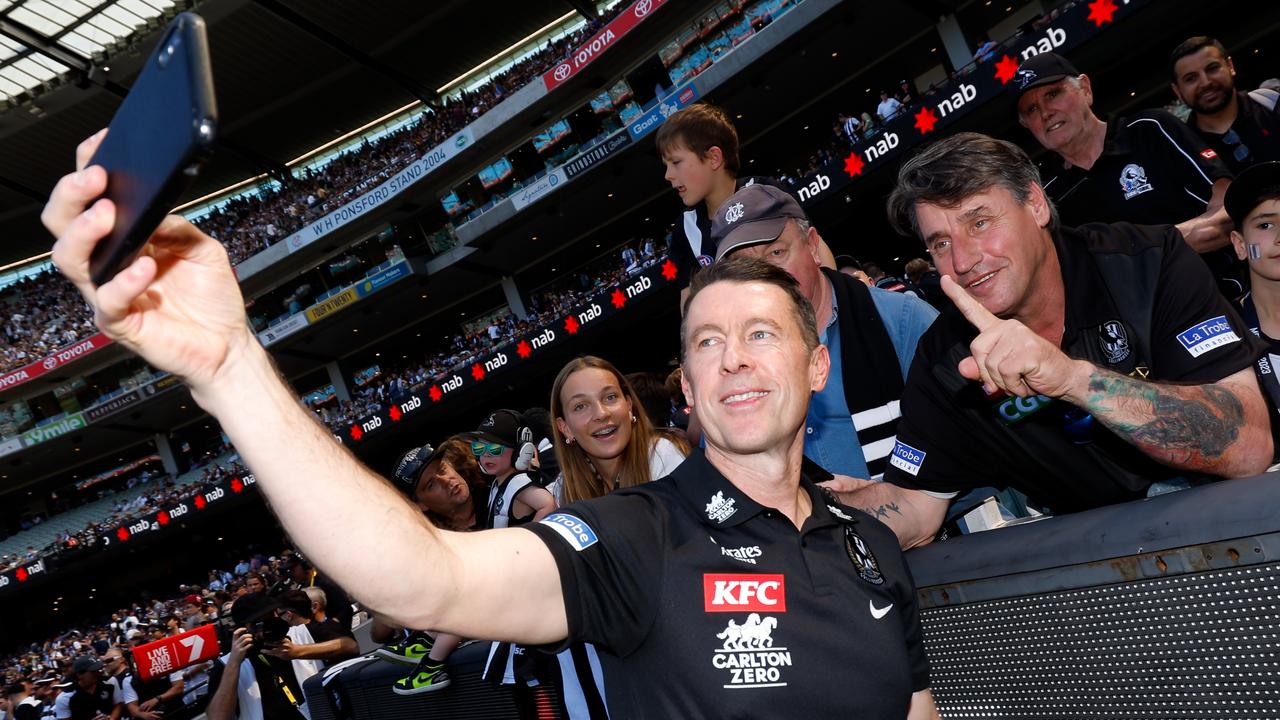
(703, 573, 786, 612)
(995, 393, 1054, 425)
(711, 613, 791, 689)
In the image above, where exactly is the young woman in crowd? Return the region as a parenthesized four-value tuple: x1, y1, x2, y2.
(550, 355, 689, 504)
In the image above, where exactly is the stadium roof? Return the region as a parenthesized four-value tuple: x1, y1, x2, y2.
(0, 0, 592, 266)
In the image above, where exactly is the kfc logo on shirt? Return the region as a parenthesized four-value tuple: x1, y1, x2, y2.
(704, 574, 787, 612)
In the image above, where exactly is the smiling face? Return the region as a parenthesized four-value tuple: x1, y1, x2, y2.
(663, 143, 719, 207)
(682, 281, 828, 457)
(1172, 46, 1236, 115)
(1233, 197, 1280, 282)
(917, 184, 1054, 321)
(1017, 76, 1094, 154)
(413, 459, 472, 514)
(556, 367, 634, 463)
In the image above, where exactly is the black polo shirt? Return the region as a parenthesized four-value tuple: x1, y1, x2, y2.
(67, 678, 119, 720)
(1040, 110, 1237, 291)
(1188, 91, 1280, 175)
(526, 448, 929, 719)
(884, 223, 1265, 512)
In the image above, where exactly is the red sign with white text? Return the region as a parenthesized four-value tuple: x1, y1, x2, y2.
(132, 624, 220, 681)
(542, 0, 669, 91)
(0, 332, 112, 393)
(703, 574, 787, 613)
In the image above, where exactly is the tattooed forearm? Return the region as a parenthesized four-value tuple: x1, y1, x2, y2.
(1081, 369, 1244, 469)
(858, 501, 904, 521)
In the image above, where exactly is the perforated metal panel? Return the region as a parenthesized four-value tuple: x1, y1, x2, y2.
(920, 563, 1280, 718)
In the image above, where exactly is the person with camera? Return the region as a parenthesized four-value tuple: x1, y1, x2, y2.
(263, 589, 357, 695)
(204, 594, 306, 720)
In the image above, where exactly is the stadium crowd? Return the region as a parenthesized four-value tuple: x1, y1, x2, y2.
(309, 238, 667, 434)
(7, 0, 1280, 714)
(0, 547, 347, 720)
(0, 460, 245, 575)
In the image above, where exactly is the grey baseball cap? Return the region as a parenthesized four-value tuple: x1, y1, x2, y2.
(710, 184, 807, 261)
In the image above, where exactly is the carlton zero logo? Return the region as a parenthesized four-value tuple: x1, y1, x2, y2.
(712, 611, 791, 689)
(703, 573, 786, 612)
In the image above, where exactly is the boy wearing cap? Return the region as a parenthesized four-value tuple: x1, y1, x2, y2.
(1013, 52, 1239, 295)
(471, 410, 556, 529)
(1227, 162, 1280, 443)
(709, 183, 937, 486)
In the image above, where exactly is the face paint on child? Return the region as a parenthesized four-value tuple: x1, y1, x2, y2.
(1248, 244, 1263, 260)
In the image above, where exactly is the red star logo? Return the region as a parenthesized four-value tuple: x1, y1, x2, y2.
(231, 478, 244, 494)
(843, 151, 865, 177)
(349, 425, 363, 441)
(611, 288, 627, 308)
(429, 385, 443, 402)
(195, 495, 207, 510)
(116, 527, 130, 542)
(157, 511, 170, 526)
(517, 340, 532, 359)
(389, 405, 402, 422)
(914, 106, 938, 135)
(15, 567, 28, 582)
(565, 315, 580, 335)
(471, 364, 485, 381)
(994, 55, 1019, 85)
(1087, 0, 1117, 26)
(661, 260, 678, 281)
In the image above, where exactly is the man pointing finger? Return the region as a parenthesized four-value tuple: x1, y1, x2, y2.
(830, 132, 1272, 549)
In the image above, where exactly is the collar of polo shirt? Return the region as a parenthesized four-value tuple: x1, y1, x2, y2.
(673, 448, 852, 530)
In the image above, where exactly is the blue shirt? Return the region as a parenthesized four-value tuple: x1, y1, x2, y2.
(804, 284, 938, 478)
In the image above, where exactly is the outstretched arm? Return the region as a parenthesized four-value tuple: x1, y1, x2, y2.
(820, 476, 949, 550)
(44, 131, 568, 644)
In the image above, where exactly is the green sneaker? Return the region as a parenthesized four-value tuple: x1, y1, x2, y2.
(392, 661, 451, 695)
(372, 633, 434, 666)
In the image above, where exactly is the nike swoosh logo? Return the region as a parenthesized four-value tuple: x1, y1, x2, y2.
(869, 600, 893, 620)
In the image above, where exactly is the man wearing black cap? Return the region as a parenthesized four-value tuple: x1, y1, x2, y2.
(1170, 36, 1280, 174)
(64, 656, 121, 720)
(205, 594, 307, 720)
(1013, 52, 1239, 294)
(709, 183, 937, 486)
(1226, 162, 1280, 436)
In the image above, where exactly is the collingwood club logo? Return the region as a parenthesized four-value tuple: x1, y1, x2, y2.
(1014, 68, 1038, 90)
(1119, 163, 1153, 199)
(845, 527, 884, 585)
(712, 614, 791, 689)
(1099, 320, 1131, 364)
(705, 491, 738, 523)
(724, 202, 745, 224)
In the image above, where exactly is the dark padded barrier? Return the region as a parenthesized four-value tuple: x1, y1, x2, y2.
(906, 474, 1280, 718)
(304, 640, 563, 719)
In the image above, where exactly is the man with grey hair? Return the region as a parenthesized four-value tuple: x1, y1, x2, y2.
(829, 132, 1273, 549)
(709, 184, 937, 486)
(1013, 52, 1239, 296)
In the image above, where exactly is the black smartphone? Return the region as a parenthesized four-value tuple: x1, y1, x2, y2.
(87, 12, 217, 286)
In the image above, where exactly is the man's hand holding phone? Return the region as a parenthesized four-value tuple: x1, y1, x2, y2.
(43, 129, 257, 402)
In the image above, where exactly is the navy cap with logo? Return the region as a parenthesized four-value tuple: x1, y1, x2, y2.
(392, 443, 441, 496)
(473, 410, 524, 448)
(710, 184, 808, 261)
(71, 656, 103, 674)
(1224, 161, 1280, 228)
(1011, 52, 1081, 98)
